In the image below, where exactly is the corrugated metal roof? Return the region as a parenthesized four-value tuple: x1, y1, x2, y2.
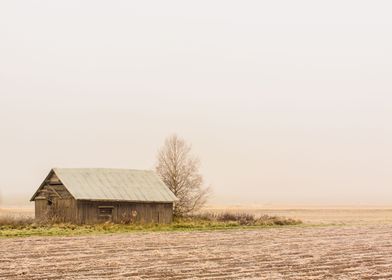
(32, 168, 177, 203)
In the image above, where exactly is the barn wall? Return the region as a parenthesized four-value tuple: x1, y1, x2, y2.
(33, 172, 78, 223)
(34, 198, 78, 223)
(34, 198, 48, 220)
(77, 201, 173, 224)
(50, 199, 78, 223)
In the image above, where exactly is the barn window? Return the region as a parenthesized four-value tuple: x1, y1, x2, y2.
(98, 206, 114, 220)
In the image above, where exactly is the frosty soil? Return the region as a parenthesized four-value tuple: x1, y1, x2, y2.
(1, 224, 392, 279)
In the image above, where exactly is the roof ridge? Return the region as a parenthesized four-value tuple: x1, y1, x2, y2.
(53, 168, 154, 172)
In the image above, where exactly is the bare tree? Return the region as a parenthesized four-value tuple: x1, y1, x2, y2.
(155, 134, 210, 216)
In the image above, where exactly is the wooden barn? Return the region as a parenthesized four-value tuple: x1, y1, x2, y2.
(30, 168, 177, 224)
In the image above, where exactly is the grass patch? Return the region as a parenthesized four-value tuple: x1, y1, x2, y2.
(0, 213, 302, 238)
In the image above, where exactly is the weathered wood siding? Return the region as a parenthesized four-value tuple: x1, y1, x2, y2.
(77, 201, 173, 224)
(34, 198, 48, 220)
(49, 199, 78, 223)
(33, 172, 78, 223)
(34, 197, 78, 223)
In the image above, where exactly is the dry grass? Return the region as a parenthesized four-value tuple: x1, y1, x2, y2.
(186, 212, 301, 226)
(203, 207, 392, 225)
(0, 216, 35, 227)
(0, 212, 302, 238)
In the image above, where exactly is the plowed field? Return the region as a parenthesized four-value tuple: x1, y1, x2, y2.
(2, 224, 392, 279)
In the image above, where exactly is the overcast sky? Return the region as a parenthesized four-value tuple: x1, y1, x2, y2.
(1, 1, 391, 206)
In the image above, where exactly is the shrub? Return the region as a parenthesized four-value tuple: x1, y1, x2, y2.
(186, 212, 302, 226)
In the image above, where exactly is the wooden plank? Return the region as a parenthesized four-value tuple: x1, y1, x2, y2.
(48, 186, 62, 198)
(74, 201, 173, 225)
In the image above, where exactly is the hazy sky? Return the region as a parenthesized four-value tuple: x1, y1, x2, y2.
(1, 1, 391, 206)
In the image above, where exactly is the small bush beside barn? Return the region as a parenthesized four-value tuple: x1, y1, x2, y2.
(30, 168, 177, 224)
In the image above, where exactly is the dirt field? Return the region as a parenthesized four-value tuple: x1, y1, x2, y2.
(2, 208, 392, 279)
(1, 224, 392, 279)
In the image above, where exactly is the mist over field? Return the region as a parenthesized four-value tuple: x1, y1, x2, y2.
(1, 1, 392, 207)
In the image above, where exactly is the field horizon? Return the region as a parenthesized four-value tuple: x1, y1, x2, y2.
(3, 205, 392, 226)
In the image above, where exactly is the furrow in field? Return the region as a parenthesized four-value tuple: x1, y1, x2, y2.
(2, 225, 392, 279)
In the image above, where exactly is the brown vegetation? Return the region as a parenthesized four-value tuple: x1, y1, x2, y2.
(185, 212, 302, 226)
(0, 211, 301, 238)
(0, 215, 34, 228)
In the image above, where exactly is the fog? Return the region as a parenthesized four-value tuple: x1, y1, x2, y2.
(1, 1, 391, 207)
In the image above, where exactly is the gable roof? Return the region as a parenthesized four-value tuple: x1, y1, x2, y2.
(31, 168, 177, 203)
